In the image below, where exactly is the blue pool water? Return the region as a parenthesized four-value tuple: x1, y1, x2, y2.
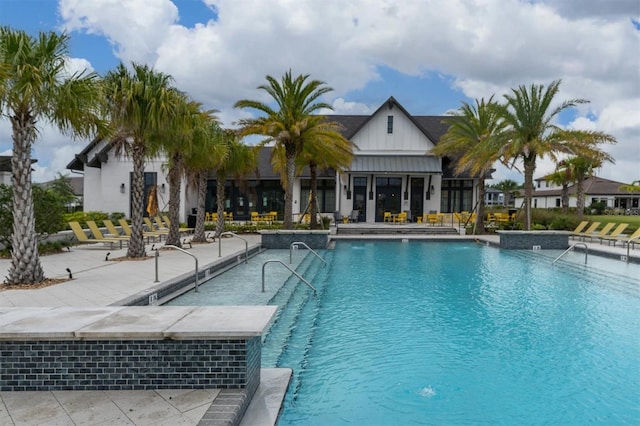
(167, 241, 640, 425)
(276, 241, 639, 425)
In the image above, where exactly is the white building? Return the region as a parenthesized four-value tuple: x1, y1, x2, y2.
(68, 97, 484, 223)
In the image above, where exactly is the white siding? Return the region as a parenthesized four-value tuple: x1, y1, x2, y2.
(351, 109, 434, 153)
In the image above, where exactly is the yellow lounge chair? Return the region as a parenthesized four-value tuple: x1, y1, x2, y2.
(601, 227, 640, 248)
(161, 215, 194, 233)
(585, 222, 615, 242)
(570, 221, 589, 236)
(572, 222, 601, 240)
(68, 221, 124, 249)
(597, 223, 628, 244)
(86, 220, 129, 244)
(118, 219, 163, 242)
(103, 219, 131, 242)
(144, 217, 169, 235)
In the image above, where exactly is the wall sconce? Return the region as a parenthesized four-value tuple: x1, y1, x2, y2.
(430, 185, 435, 194)
(160, 183, 166, 193)
(120, 183, 125, 194)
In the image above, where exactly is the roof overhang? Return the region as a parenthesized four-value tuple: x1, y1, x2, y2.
(349, 155, 442, 174)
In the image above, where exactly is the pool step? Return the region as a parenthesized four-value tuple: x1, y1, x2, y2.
(262, 253, 326, 366)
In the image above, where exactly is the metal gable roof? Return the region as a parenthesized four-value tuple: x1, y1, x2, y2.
(350, 155, 442, 174)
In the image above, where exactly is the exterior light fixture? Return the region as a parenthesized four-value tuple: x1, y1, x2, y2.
(120, 183, 125, 193)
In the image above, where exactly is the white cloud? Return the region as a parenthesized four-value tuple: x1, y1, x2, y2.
(45, 0, 640, 185)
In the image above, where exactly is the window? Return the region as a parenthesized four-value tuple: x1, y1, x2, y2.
(300, 179, 336, 213)
(387, 116, 393, 134)
(555, 198, 561, 207)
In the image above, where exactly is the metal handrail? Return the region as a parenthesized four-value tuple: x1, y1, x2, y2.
(552, 242, 588, 265)
(218, 231, 248, 263)
(164, 245, 200, 292)
(290, 241, 327, 265)
(262, 260, 316, 293)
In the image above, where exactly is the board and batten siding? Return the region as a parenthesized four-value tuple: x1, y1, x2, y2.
(351, 109, 434, 153)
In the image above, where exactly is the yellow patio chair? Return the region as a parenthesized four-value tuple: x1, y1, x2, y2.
(394, 212, 407, 224)
(161, 215, 194, 233)
(68, 221, 124, 249)
(269, 211, 278, 221)
(597, 223, 628, 244)
(572, 221, 600, 240)
(585, 222, 615, 241)
(118, 219, 163, 242)
(250, 211, 259, 224)
(383, 212, 392, 223)
(601, 227, 640, 247)
(427, 213, 440, 226)
(144, 217, 169, 235)
(86, 220, 129, 245)
(103, 220, 131, 242)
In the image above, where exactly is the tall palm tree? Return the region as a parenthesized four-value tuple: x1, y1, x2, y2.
(492, 179, 520, 207)
(235, 70, 333, 229)
(213, 129, 256, 238)
(431, 97, 506, 234)
(497, 79, 616, 230)
(0, 28, 105, 285)
(561, 155, 612, 219)
(103, 63, 180, 257)
(183, 121, 228, 243)
(161, 95, 218, 247)
(547, 165, 574, 215)
(290, 119, 353, 228)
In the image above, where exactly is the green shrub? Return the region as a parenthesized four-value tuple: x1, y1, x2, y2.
(549, 215, 580, 231)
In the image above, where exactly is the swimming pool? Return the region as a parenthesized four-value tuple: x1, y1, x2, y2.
(169, 240, 640, 425)
(278, 241, 639, 425)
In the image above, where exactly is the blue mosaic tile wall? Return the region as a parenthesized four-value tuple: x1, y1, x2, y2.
(0, 337, 261, 392)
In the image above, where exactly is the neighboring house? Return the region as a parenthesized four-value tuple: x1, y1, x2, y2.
(514, 176, 640, 213)
(67, 97, 484, 223)
(484, 187, 505, 206)
(0, 156, 11, 185)
(39, 176, 84, 212)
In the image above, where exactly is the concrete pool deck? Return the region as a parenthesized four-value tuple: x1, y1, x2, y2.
(1, 230, 639, 425)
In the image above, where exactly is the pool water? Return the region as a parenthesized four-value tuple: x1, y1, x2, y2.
(276, 241, 640, 425)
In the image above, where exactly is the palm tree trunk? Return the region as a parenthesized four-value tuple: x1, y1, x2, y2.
(6, 115, 45, 284)
(215, 177, 225, 238)
(283, 153, 295, 230)
(576, 177, 585, 220)
(309, 162, 318, 229)
(474, 180, 485, 235)
(561, 184, 569, 215)
(191, 172, 208, 243)
(165, 153, 182, 247)
(523, 156, 535, 231)
(127, 144, 146, 258)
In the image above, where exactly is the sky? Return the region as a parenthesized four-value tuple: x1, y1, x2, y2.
(0, 0, 638, 185)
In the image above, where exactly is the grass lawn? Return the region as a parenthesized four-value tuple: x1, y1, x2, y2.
(588, 214, 640, 233)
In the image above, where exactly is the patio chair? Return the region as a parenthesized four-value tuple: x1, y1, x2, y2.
(103, 220, 131, 243)
(68, 221, 124, 249)
(569, 221, 589, 236)
(86, 221, 129, 246)
(118, 219, 163, 242)
(585, 222, 615, 242)
(572, 221, 601, 240)
(597, 223, 628, 244)
(601, 227, 640, 248)
(349, 210, 359, 223)
(162, 215, 194, 233)
(383, 211, 392, 223)
(143, 217, 170, 236)
(427, 213, 440, 226)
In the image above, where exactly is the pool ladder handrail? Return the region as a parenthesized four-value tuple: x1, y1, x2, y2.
(163, 245, 200, 292)
(262, 260, 316, 294)
(552, 242, 588, 265)
(290, 241, 327, 265)
(218, 231, 248, 263)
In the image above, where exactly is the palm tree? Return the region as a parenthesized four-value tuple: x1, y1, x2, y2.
(183, 121, 228, 243)
(235, 70, 333, 229)
(0, 28, 105, 285)
(431, 97, 506, 234)
(212, 129, 256, 238)
(497, 79, 616, 230)
(546, 166, 574, 215)
(561, 155, 612, 219)
(492, 179, 520, 208)
(103, 63, 180, 257)
(161, 96, 218, 247)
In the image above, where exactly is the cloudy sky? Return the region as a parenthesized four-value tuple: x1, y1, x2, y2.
(1, 0, 639, 185)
